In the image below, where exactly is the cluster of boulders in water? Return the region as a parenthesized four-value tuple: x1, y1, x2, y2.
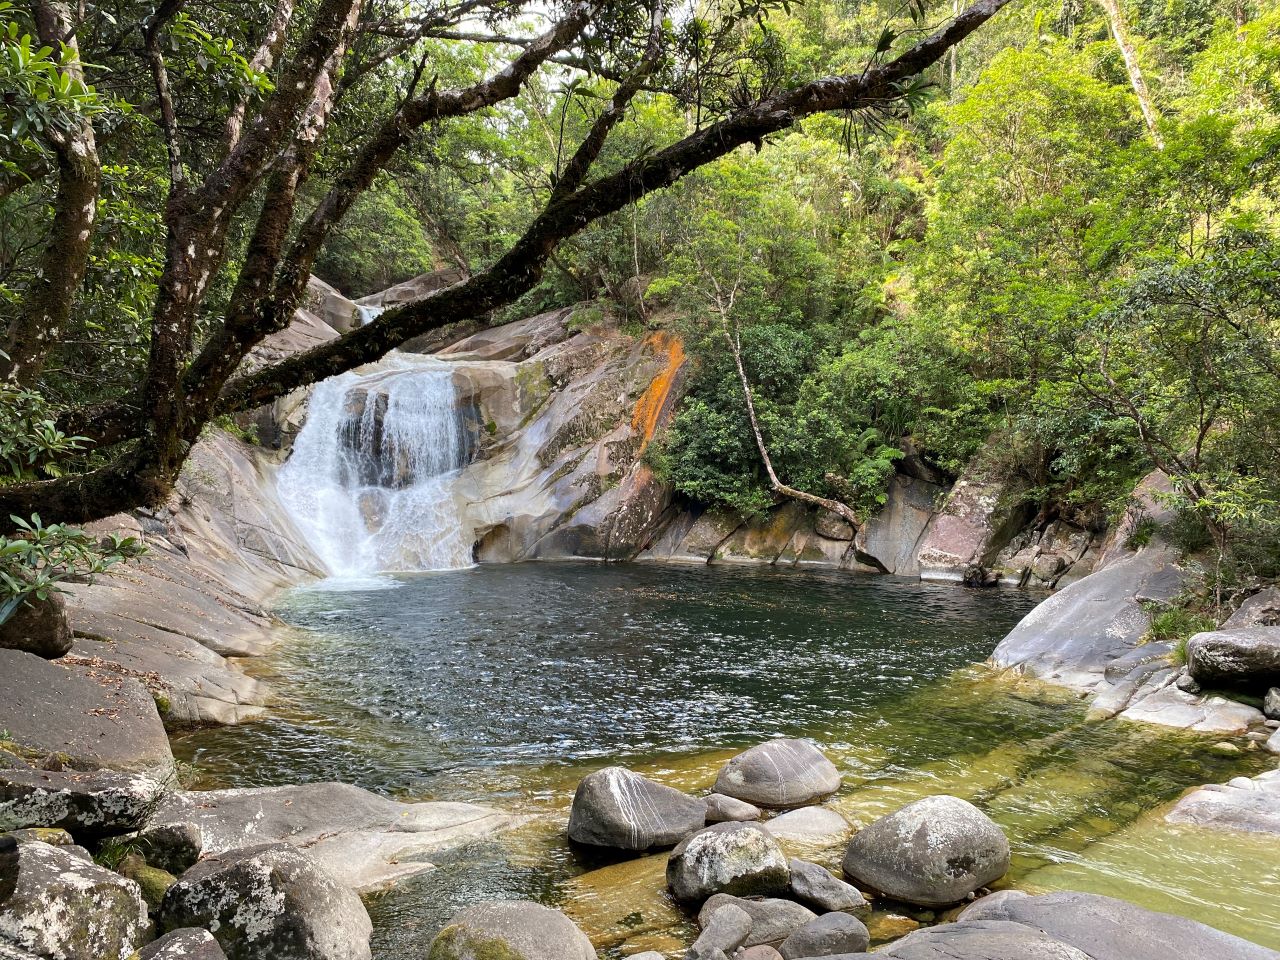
(0, 765, 371, 960)
(428, 738, 1013, 960)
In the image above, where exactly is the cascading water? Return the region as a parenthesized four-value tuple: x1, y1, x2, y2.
(277, 354, 475, 578)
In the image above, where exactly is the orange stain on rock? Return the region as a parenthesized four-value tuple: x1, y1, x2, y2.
(631, 332, 686, 453)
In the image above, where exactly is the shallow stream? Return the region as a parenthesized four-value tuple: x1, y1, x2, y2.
(172, 562, 1280, 957)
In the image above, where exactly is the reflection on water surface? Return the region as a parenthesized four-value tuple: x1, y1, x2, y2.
(171, 562, 1279, 958)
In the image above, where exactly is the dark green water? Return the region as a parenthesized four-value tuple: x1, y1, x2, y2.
(171, 562, 1280, 958)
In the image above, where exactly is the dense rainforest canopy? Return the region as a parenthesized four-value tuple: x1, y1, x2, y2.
(1, 0, 1278, 605)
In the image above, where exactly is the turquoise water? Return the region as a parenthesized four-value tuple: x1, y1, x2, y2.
(171, 562, 1277, 958)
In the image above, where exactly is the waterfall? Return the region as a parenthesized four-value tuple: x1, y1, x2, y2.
(356, 303, 383, 326)
(278, 354, 474, 578)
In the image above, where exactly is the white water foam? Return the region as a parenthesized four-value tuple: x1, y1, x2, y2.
(278, 354, 474, 578)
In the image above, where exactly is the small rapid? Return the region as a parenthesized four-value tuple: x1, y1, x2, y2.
(277, 354, 474, 577)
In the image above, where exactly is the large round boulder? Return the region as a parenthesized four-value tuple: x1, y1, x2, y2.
(667, 822, 790, 903)
(714, 739, 840, 809)
(841, 795, 1010, 907)
(1186, 627, 1280, 690)
(0, 590, 71, 660)
(0, 837, 149, 960)
(426, 901, 595, 960)
(158, 843, 372, 960)
(567, 766, 707, 851)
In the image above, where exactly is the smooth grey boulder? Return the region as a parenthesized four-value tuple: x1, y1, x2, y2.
(763, 806, 849, 843)
(159, 843, 372, 960)
(567, 766, 707, 850)
(714, 740, 840, 809)
(880, 918, 1093, 959)
(133, 929, 228, 959)
(699, 896, 815, 948)
(0, 838, 149, 960)
(0, 649, 174, 778)
(841, 796, 1009, 907)
(779, 911, 870, 958)
(705, 793, 763, 823)
(0, 768, 164, 837)
(668, 822, 791, 903)
(426, 900, 595, 960)
(788, 859, 870, 918)
(955, 890, 1280, 960)
(0, 590, 71, 659)
(737, 949, 785, 960)
(1186, 627, 1280, 689)
(689, 903, 752, 959)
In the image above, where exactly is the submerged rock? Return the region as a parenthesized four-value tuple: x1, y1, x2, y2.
(1186, 627, 1280, 690)
(788, 858, 870, 918)
(132, 928, 228, 959)
(779, 911, 870, 958)
(762, 806, 849, 843)
(841, 796, 1009, 907)
(0, 838, 149, 960)
(567, 766, 707, 851)
(159, 843, 372, 960)
(667, 822, 790, 903)
(698, 895, 815, 948)
(0, 767, 164, 837)
(427, 900, 595, 960)
(714, 739, 841, 809)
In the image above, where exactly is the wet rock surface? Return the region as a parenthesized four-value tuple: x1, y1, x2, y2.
(778, 911, 870, 958)
(787, 859, 870, 918)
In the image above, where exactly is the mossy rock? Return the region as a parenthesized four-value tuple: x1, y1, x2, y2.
(425, 902, 595, 960)
(427, 926, 525, 960)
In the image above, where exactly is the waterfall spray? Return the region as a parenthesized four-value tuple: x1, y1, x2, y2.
(278, 354, 474, 577)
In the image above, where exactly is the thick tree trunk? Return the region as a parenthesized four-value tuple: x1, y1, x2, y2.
(0, 1, 100, 386)
(1098, 0, 1163, 148)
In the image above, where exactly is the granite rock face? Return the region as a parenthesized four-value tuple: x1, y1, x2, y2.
(0, 590, 72, 660)
(1186, 627, 1280, 690)
(0, 649, 174, 778)
(133, 928, 229, 960)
